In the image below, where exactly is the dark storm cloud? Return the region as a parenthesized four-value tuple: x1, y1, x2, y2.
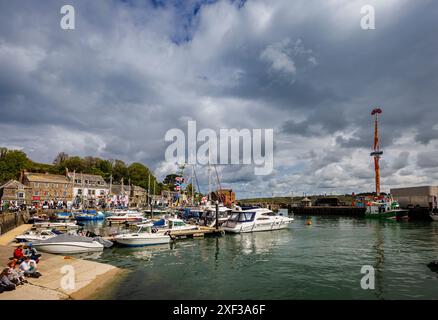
(1, 0, 437, 196)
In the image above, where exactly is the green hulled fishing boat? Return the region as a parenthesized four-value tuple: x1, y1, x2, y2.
(365, 197, 408, 220)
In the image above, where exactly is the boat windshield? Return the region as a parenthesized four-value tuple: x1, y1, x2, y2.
(229, 212, 255, 222)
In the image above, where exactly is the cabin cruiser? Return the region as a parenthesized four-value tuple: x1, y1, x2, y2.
(113, 223, 171, 246)
(106, 212, 145, 224)
(31, 234, 106, 254)
(222, 207, 293, 233)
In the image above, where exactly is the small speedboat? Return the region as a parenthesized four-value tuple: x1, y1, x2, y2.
(16, 229, 61, 242)
(106, 212, 145, 224)
(32, 234, 105, 254)
(113, 223, 171, 247)
(153, 218, 198, 234)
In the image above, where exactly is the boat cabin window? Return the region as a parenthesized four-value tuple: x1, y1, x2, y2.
(229, 212, 255, 222)
(261, 212, 276, 216)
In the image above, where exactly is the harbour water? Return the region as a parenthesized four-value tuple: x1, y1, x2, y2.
(82, 216, 438, 300)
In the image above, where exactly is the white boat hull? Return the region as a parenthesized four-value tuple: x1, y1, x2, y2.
(32, 242, 104, 254)
(430, 214, 438, 221)
(223, 219, 293, 233)
(114, 234, 170, 246)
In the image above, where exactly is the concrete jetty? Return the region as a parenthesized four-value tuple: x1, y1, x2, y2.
(0, 226, 124, 300)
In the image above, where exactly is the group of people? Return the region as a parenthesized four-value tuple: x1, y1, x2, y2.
(0, 244, 42, 294)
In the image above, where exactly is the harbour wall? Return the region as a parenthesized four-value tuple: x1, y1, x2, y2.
(0, 211, 30, 235)
(290, 206, 366, 217)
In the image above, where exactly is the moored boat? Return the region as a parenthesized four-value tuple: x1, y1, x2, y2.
(365, 197, 408, 220)
(32, 234, 104, 254)
(74, 210, 105, 221)
(34, 221, 79, 231)
(15, 229, 61, 242)
(106, 211, 145, 224)
(222, 207, 293, 233)
(113, 223, 171, 247)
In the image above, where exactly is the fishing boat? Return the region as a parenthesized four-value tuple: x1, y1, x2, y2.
(365, 197, 408, 220)
(74, 210, 105, 221)
(15, 229, 62, 242)
(106, 212, 145, 224)
(31, 234, 105, 254)
(222, 207, 293, 233)
(113, 223, 171, 247)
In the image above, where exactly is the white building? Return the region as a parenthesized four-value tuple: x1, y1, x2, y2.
(68, 172, 109, 207)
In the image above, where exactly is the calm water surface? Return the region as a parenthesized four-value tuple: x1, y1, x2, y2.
(82, 216, 438, 299)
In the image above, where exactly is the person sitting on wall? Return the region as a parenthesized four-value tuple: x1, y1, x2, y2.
(19, 257, 42, 278)
(24, 244, 41, 263)
(0, 268, 16, 292)
(13, 245, 26, 264)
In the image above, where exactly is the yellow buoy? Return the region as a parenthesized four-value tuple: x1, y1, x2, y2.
(306, 219, 312, 226)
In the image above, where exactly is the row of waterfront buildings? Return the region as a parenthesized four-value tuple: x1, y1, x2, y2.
(0, 170, 150, 209)
(0, 169, 237, 210)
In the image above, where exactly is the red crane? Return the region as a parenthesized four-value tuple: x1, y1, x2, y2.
(370, 108, 383, 196)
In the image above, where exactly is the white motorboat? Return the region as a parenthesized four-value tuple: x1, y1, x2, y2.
(222, 207, 293, 233)
(152, 218, 198, 234)
(113, 223, 171, 246)
(430, 213, 438, 221)
(16, 229, 60, 242)
(34, 221, 79, 231)
(106, 212, 145, 224)
(32, 234, 104, 254)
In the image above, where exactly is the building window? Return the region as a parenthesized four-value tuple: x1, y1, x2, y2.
(17, 192, 24, 198)
(63, 192, 67, 197)
(54, 191, 58, 197)
(34, 191, 39, 196)
(88, 190, 92, 195)
(46, 183, 49, 188)
(78, 189, 82, 195)
(34, 182, 39, 187)
(85, 180, 89, 184)
(64, 184, 68, 189)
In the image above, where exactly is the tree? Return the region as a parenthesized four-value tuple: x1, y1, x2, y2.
(53, 152, 69, 165)
(0, 149, 30, 183)
(112, 160, 128, 183)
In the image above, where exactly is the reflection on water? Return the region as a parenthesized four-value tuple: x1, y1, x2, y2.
(80, 217, 438, 299)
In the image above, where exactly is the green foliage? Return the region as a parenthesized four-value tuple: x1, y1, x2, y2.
(0, 147, 161, 192)
(0, 149, 30, 183)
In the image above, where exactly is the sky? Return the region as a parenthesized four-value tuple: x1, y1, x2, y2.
(0, 0, 437, 198)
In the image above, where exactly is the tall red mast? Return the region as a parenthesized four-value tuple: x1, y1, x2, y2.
(370, 108, 383, 196)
